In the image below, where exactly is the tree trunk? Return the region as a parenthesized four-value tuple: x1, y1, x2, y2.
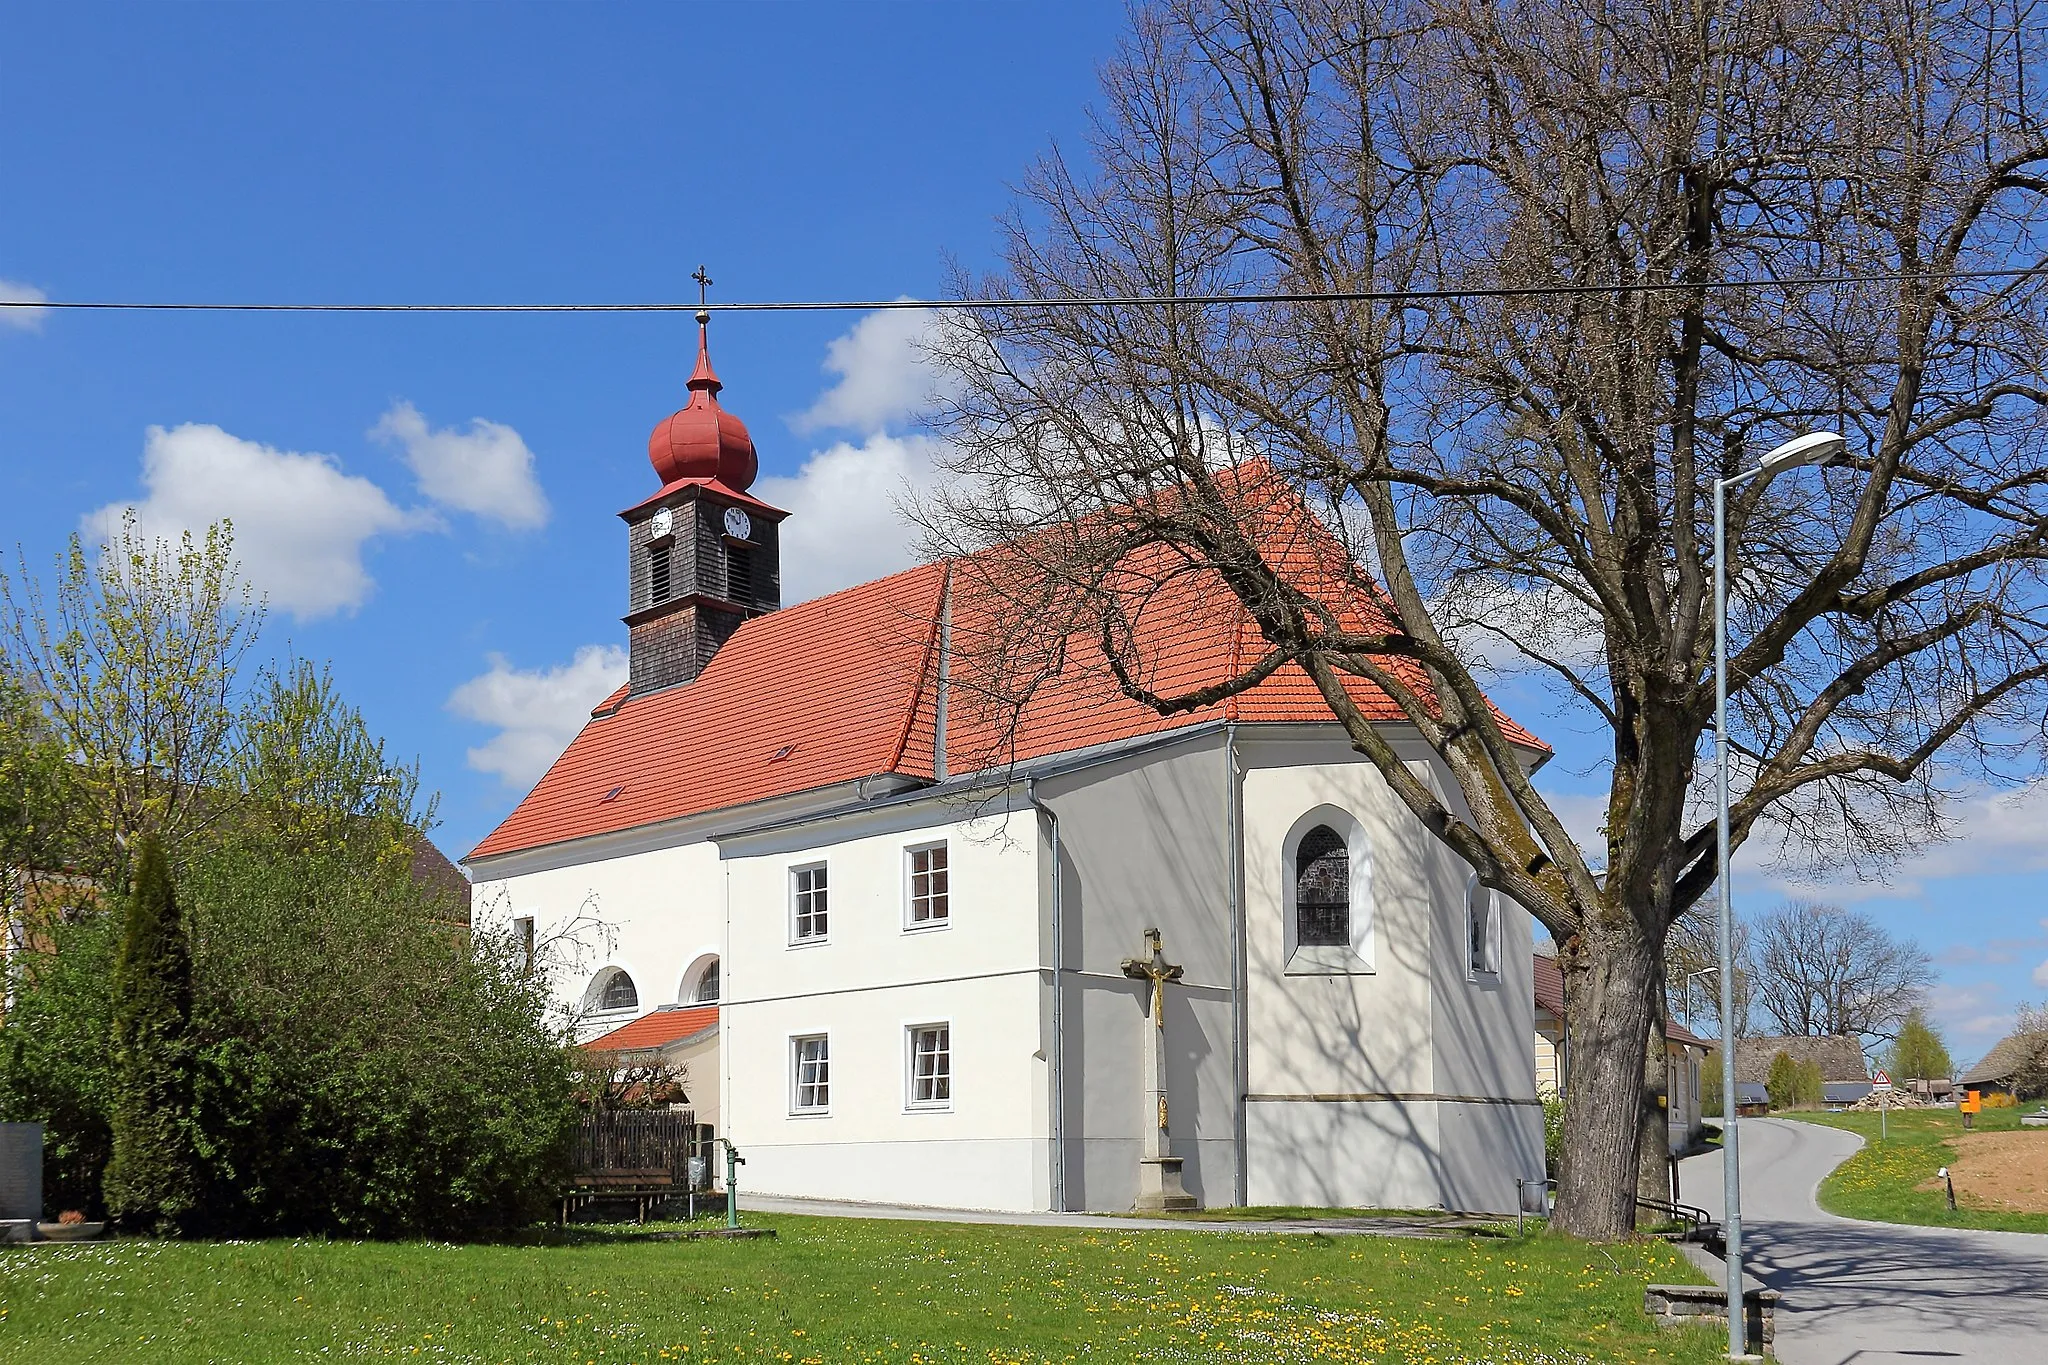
(1554, 930, 1658, 1239)
(1637, 974, 1673, 1221)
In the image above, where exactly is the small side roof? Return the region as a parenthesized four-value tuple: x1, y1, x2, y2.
(581, 1004, 719, 1054)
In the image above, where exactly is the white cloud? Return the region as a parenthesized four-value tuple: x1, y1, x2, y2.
(447, 645, 629, 789)
(2033, 959, 2048, 990)
(372, 401, 549, 530)
(755, 433, 944, 603)
(1768, 780, 2048, 903)
(83, 423, 428, 619)
(0, 277, 48, 332)
(792, 306, 950, 435)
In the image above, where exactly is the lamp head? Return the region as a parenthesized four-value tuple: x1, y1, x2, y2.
(1759, 430, 1847, 474)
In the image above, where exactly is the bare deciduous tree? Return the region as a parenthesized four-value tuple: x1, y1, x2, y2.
(1666, 912, 1751, 1041)
(919, 0, 2048, 1236)
(1746, 900, 1932, 1042)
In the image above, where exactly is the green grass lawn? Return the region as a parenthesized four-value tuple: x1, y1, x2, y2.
(1787, 1106, 2048, 1234)
(0, 1213, 1723, 1364)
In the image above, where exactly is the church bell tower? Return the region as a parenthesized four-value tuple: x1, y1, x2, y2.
(622, 301, 786, 696)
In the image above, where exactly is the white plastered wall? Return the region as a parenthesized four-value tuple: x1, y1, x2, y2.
(718, 806, 1049, 1211)
(469, 837, 728, 1038)
(1238, 732, 1542, 1213)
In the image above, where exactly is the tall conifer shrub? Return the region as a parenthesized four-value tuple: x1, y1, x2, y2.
(104, 833, 199, 1233)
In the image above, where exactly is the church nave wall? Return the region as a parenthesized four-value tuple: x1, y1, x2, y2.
(469, 837, 728, 1035)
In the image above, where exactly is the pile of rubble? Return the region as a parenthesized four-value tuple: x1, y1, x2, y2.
(1845, 1088, 1931, 1111)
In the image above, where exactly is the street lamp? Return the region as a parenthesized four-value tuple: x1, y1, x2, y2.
(1713, 429, 1846, 1359)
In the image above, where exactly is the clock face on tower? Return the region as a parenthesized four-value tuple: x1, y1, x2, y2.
(722, 506, 752, 540)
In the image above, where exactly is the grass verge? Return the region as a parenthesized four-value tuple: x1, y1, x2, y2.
(1786, 1107, 2048, 1234)
(0, 1212, 1722, 1363)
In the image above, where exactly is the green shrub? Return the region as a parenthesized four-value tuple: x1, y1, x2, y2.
(103, 834, 202, 1235)
(1541, 1087, 1564, 1177)
(0, 911, 119, 1216)
(2, 665, 578, 1239)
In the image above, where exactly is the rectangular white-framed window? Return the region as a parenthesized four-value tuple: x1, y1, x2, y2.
(906, 1022, 951, 1110)
(512, 915, 536, 971)
(790, 1033, 830, 1113)
(905, 841, 950, 929)
(790, 862, 829, 943)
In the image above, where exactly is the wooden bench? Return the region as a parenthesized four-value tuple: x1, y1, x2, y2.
(561, 1168, 684, 1224)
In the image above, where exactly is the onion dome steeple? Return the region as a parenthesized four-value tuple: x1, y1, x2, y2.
(646, 301, 759, 491)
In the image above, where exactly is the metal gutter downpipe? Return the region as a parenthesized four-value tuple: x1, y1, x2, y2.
(1028, 778, 1067, 1212)
(1224, 722, 1248, 1207)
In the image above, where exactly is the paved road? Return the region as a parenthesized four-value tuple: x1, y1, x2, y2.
(1678, 1117, 2048, 1365)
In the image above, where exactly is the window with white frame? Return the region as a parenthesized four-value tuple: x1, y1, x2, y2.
(791, 863, 828, 942)
(513, 916, 536, 971)
(907, 1023, 951, 1108)
(1466, 873, 1498, 977)
(791, 1034, 830, 1112)
(906, 842, 949, 927)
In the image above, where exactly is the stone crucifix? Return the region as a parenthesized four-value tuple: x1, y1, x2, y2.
(1121, 927, 1197, 1211)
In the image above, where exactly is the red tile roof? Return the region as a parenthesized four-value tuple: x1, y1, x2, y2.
(581, 1005, 719, 1052)
(470, 467, 1545, 863)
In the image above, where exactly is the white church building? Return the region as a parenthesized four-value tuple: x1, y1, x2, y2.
(466, 317, 1549, 1214)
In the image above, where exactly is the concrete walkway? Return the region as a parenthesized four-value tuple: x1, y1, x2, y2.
(738, 1192, 1499, 1237)
(1678, 1117, 2048, 1365)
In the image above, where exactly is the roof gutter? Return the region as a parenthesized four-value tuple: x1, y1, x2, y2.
(712, 720, 1234, 846)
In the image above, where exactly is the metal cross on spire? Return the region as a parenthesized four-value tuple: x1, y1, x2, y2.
(692, 265, 714, 321)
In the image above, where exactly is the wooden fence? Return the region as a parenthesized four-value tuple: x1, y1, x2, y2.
(572, 1109, 698, 1180)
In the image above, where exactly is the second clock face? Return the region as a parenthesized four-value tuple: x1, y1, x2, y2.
(723, 506, 752, 540)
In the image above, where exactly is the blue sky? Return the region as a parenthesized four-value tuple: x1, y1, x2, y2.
(3, 4, 2041, 1063)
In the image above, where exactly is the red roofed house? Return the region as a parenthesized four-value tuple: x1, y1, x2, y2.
(467, 316, 1551, 1215)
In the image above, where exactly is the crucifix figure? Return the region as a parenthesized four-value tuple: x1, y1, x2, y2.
(1121, 927, 1197, 1211)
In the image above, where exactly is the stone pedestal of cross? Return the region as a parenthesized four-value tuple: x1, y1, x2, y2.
(1121, 927, 1198, 1211)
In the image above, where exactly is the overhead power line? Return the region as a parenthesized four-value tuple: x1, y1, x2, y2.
(0, 265, 2042, 315)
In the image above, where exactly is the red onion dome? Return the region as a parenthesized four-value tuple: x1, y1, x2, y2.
(647, 314, 758, 491)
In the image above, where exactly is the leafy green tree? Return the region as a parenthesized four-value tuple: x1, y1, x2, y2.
(0, 667, 84, 891)
(103, 833, 200, 1233)
(1765, 1052, 1798, 1110)
(1700, 1051, 1724, 1119)
(1, 515, 261, 872)
(1886, 1010, 1953, 1083)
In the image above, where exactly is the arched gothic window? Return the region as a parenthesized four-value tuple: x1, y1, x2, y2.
(594, 968, 638, 1013)
(1294, 825, 1351, 947)
(1466, 874, 1497, 976)
(692, 959, 720, 1004)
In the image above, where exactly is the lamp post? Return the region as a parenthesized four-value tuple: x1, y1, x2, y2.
(1713, 430, 1845, 1358)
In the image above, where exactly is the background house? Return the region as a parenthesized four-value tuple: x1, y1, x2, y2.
(1735, 1035, 1873, 1107)
(1960, 1030, 2048, 1099)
